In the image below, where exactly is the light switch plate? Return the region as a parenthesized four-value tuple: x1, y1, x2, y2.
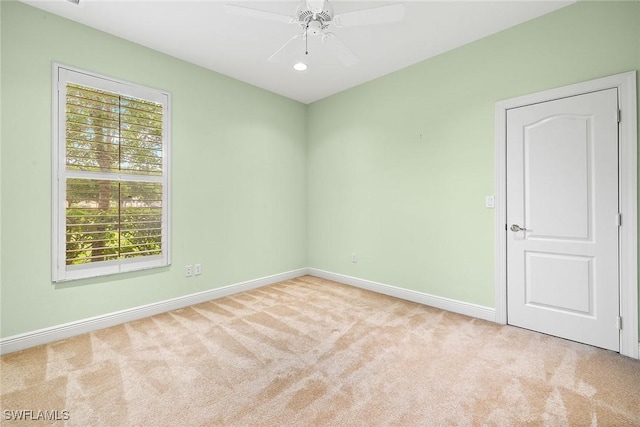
(485, 196, 495, 209)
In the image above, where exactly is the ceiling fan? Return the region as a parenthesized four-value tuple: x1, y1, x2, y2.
(225, 0, 405, 67)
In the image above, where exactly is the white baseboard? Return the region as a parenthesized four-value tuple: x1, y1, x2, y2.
(0, 268, 308, 355)
(0, 267, 497, 355)
(309, 268, 496, 322)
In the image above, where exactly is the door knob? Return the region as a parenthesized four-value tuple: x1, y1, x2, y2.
(510, 224, 527, 232)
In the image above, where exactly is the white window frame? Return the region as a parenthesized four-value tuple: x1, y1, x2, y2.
(52, 63, 172, 282)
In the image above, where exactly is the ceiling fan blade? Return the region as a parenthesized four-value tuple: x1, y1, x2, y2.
(224, 4, 295, 24)
(323, 32, 358, 67)
(333, 3, 405, 27)
(268, 34, 304, 63)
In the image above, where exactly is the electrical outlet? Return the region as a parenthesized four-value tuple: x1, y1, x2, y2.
(351, 253, 357, 263)
(194, 264, 202, 276)
(185, 265, 193, 277)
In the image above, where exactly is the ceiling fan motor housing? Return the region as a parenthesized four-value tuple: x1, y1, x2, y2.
(297, 1, 333, 33)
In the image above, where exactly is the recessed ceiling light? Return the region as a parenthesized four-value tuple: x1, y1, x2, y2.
(293, 62, 308, 72)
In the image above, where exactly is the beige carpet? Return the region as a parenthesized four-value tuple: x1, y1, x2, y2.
(2, 275, 640, 426)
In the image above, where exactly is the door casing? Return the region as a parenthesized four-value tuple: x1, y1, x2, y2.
(494, 71, 638, 359)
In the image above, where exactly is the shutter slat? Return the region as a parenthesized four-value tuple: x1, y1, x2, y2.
(67, 111, 120, 128)
(121, 109, 163, 125)
(67, 84, 120, 102)
(120, 126, 163, 137)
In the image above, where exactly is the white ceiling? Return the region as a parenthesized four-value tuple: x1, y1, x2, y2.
(22, 0, 574, 104)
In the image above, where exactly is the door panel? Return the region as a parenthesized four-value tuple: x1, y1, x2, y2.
(525, 252, 592, 315)
(525, 116, 591, 240)
(506, 88, 619, 351)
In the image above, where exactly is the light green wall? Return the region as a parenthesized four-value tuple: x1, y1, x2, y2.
(0, 1, 307, 337)
(307, 1, 640, 309)
(1, 1, 639, 340)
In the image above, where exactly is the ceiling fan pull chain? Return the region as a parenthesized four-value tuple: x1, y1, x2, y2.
(305, 22, 309, 55)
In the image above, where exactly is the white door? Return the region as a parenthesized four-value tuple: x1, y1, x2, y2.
(506, 88, 620, 351)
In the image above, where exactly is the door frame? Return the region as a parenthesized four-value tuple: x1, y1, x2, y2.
(494, 71, 638, 359)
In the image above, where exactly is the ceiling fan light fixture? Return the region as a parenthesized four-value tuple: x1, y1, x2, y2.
(307, 20, 322, 36)
(293, 62, 308, 71)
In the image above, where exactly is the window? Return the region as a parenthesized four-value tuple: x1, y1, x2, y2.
(52, 64, 171, 282)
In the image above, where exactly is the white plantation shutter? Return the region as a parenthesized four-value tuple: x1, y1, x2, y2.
(65, 84, 164, 175)
(53, 64, 171, 281)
